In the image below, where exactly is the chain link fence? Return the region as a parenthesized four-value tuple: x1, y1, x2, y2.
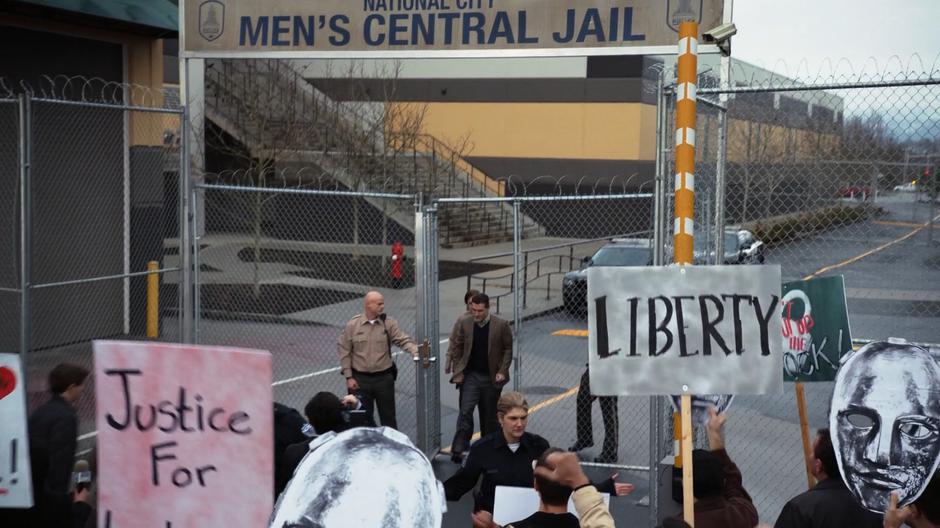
(0, 98, 21, 378)
(8, 57, 939, 526)
(434, 189, 657, 476)
(0, 78, 183, 455)
(654, 68, 940, 523)
(193, 174, 421, 438)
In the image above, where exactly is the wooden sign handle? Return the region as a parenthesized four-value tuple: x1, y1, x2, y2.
(681, 394, 695, 526)
(795, 381, 816, 489)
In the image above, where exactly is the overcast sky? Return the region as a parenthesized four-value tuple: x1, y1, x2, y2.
(731, 0, 940, 79)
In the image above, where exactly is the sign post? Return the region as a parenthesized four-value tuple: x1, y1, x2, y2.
(795, 381, 814, 488)
(674, 19, 699, 526)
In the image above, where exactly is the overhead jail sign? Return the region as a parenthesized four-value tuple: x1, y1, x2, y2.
(182, 0, 724, 57)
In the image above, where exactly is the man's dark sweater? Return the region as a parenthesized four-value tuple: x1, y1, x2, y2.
(469, 321, 490, 374)
(508, 511, 580, 528)
(774, 477, 883, 528)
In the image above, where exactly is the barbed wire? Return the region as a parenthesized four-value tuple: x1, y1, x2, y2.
(200, 167, 651, 198)
(0, 75, 180, 108)
(645, 52, 940, 93)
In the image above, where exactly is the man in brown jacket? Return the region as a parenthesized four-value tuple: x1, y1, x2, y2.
(338, 291, 418, 430)
(671, 406, 759, 528)
(445, 293, 512, 462)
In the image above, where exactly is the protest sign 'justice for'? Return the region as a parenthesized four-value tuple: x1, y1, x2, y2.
(94, 341, 273, 528)
(104, 369, 253, 488)
(593, 293, 779, 359)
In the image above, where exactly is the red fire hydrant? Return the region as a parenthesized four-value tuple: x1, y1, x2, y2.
(390, 241, 405, 288)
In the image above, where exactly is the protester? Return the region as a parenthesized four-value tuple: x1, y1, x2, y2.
(508, 447, 581, 527)
(774, 428, 882, 527)
(568, 366, 618, 463)
(469, 449, 617, 528)
(669, 406, 758, 528)
(444, 391, 549, 513)
(23, 363, 90, 528)
(273, 402, 311, 497)
(445, 292, 513, 463)
(338, 290, 418, 429)
(277, 392, 362, 496)
(884, 474, 940, 528)
(531, 450, 616, 528)
(444, 392, 630, 516)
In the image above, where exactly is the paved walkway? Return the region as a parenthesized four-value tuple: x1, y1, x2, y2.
(165, 233, 610, 334)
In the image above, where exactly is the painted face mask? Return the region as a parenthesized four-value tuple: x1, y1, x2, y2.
(830, 341, 940, 512)
(270, 427, 446, 528)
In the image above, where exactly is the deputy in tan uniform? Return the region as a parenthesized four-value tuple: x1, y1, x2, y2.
(338, 291, 418, 430)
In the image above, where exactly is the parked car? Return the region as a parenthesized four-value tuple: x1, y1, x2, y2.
(562, 238, 652, 316)
(711, 229, 765, 265)
(670, 228, 766, 265)
(837, 186, 872, 199)
(563, 230, 765, 317)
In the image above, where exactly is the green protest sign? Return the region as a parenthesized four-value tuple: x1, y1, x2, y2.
(781, 276, 853, 382)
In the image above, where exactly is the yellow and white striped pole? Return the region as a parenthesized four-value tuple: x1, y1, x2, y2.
(675, 21, 698, 265)
(675, 20, 698, 527)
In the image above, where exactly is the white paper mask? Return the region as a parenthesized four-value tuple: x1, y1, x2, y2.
(830, 341, 940, 512)
(270, 427, 445, 528)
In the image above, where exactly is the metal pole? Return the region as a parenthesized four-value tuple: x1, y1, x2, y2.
(704, 193, 711, 264)
(928, 154, 935, 245)
(427, 205, 441, 455)
(512, 201, 522, 392)
(522, 252, 528, 307)
(192, 188, 201, 343)
(713, 108, 728, 264)
(648, 395, 662, 528)
(652, 78, 666, 266)
(19, 93, 32, 358)
(903, 151, 913, 222)
(414, 206, 429, 454)
(179, 70, 194, 344)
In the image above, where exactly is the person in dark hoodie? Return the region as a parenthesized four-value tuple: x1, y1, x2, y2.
(27, 363, 90, 528)
(774, 428, 882, 528)
(273, 402, 312, 498)
(276, 392, 363, 495)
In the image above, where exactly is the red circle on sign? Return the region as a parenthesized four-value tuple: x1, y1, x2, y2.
(0, 366, 17, 400)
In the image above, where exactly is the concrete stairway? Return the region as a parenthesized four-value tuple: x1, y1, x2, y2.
(203, 59, 542, 247)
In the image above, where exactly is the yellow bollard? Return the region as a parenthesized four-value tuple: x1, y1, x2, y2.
(147, 260, 159, 338)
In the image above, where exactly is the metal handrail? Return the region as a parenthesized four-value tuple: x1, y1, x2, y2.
(466, 230, 653, 308)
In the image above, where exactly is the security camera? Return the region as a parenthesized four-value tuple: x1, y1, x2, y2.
(702, 23, 737, 44)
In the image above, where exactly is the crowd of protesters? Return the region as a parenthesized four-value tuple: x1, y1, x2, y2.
(12, 360, 936, 528)
(5, 290, 937, 527)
